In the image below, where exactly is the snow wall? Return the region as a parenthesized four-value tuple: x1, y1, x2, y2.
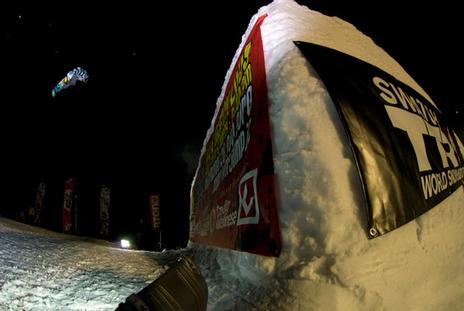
(190, 0, 464, 310)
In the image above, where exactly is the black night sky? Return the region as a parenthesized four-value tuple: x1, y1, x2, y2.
(0, 1, 462, 249)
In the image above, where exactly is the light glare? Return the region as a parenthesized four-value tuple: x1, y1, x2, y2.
(120, 239, 130, 249)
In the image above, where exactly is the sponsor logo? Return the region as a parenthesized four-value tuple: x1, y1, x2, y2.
(237, 168, 260, 225)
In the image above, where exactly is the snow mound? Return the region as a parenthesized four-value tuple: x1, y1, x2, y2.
(191, 1, 464, 310)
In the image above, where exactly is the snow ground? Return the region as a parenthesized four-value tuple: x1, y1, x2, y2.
(0, 216, 182, 311)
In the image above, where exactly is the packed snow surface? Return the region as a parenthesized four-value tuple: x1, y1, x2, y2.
(0, 217, 179, 310)
(192, 0, 464, 310)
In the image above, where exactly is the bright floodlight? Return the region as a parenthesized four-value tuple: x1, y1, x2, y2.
(121, 239, 130, 249)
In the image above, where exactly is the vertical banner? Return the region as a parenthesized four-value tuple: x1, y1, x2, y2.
(99, 185, 111, 238)
(63, 177, 75, 233)
(33, 180, 46, 225)
(190, 15, 282, 257)
(295, 41, 464, 237)
(149, 194, 161, 230)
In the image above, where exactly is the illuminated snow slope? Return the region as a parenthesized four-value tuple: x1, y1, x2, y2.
(0, 217, 177, 310)
(192, 0, 464, 310)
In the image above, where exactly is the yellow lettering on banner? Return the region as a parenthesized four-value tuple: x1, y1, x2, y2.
(230, 42, 252, 118)
(203, 41, 253, 186)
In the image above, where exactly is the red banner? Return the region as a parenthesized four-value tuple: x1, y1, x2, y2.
(190, 15, 281, 257)
(149, 194, 161, 229)
(63, 177, 75, 233)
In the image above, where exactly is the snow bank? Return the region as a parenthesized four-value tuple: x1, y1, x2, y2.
(191, 0, 464, 310)
(0, 217, 180, 310)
